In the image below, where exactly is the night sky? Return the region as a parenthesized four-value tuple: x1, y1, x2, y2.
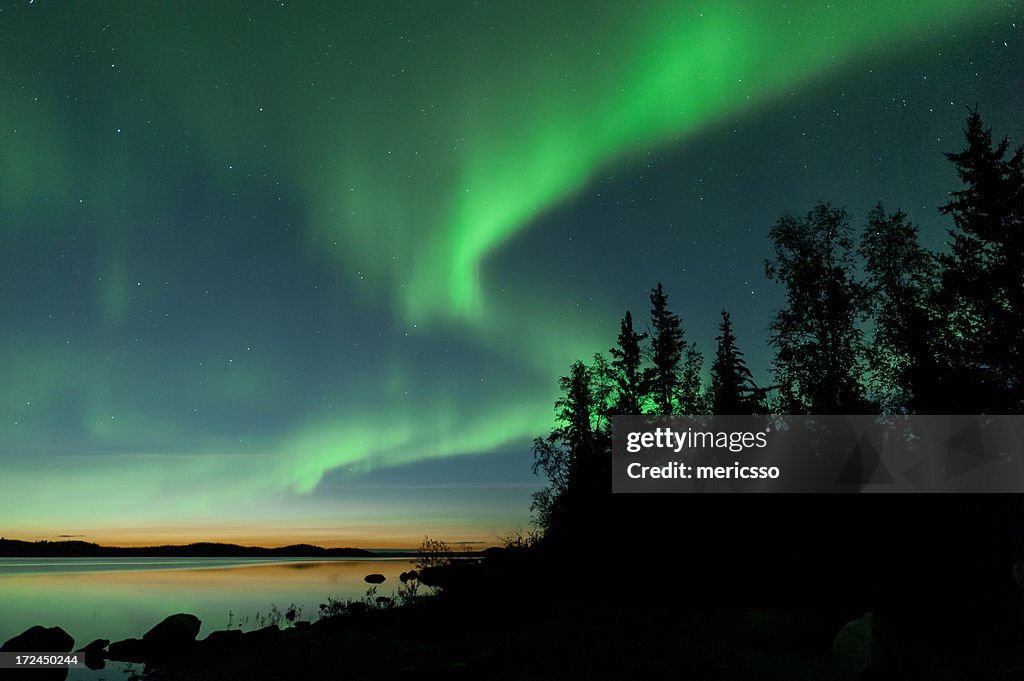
(2, 1, 1021, 547)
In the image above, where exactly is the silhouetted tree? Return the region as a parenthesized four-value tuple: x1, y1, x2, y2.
(531, 359, 611, 539)
(937, 110, 1024, 412)
(709, 310, 761, 414)
(648, 283, 682, 414)
(858, 203, 938, 413)
(415, 536, 453, 570)
(679, 340, 706, 414)
(764, 203, 869, 414)
(588, 351, 616, 436)
(608, 311, 648, 415)
(648, 283, 703, 413)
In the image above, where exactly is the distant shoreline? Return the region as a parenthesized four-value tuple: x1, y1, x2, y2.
(0, 538, 382, 558)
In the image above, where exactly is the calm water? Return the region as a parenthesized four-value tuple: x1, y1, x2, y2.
(0, 557, 417, 679)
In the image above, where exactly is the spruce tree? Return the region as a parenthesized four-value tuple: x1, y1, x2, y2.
(608, 311, 648, 415)
(648, 283, 686, 414)
(938, 111, 1024, 412)
(679, 341, 706, 414)
(709, 310, 760, 414)
(531, 359, 610, 539)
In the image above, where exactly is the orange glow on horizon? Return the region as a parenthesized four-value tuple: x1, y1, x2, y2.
(4, 525, 505, 551)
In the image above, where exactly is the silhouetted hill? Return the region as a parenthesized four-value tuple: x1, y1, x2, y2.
(0, 539, 373, 558)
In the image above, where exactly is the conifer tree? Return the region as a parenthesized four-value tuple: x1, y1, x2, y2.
(608, 311, 648, 415)
(531, 359, 611, 538)
(709, 310, 760, 414)
(937, 110, 1024, 412)
(648, 283, 686, 414)
(679, 341, 706, 414)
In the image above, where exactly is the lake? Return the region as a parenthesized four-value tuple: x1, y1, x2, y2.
(0, 557, 419, 680)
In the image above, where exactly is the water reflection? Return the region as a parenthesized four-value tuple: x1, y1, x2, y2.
(0, 558, 416, 649)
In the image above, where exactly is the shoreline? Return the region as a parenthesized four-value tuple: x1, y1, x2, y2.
(0, 557, 424, 655)
(5, 549, 1022, 681)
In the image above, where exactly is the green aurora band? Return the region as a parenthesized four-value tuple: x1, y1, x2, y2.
(0, 1, 1008, 536)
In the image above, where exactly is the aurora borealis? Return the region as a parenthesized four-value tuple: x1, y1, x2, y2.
(1, 1, 1021, 546)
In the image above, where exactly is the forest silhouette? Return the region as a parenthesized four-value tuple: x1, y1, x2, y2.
(520, 111, 1024, 677)
(532, 109, 1022, 540)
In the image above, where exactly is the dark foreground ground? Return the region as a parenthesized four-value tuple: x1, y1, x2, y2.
(105, 560, 1023, 681)
(5, 494, 1024, 680)
(123, 601, 843, 681)
(170, 494, 1024, 680)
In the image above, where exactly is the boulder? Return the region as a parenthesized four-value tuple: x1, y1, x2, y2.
(834, 612, 883, 679)
(107, 638, 148, 663)
(1, 625, 74, 653)
(109, 614, 201, 663)
(77, 638, 109, 654)
(1, 626, 74, 680)
(77, 638, 109, 670)
(364, 573, 386, 584)
(142, 613, 202, 650)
